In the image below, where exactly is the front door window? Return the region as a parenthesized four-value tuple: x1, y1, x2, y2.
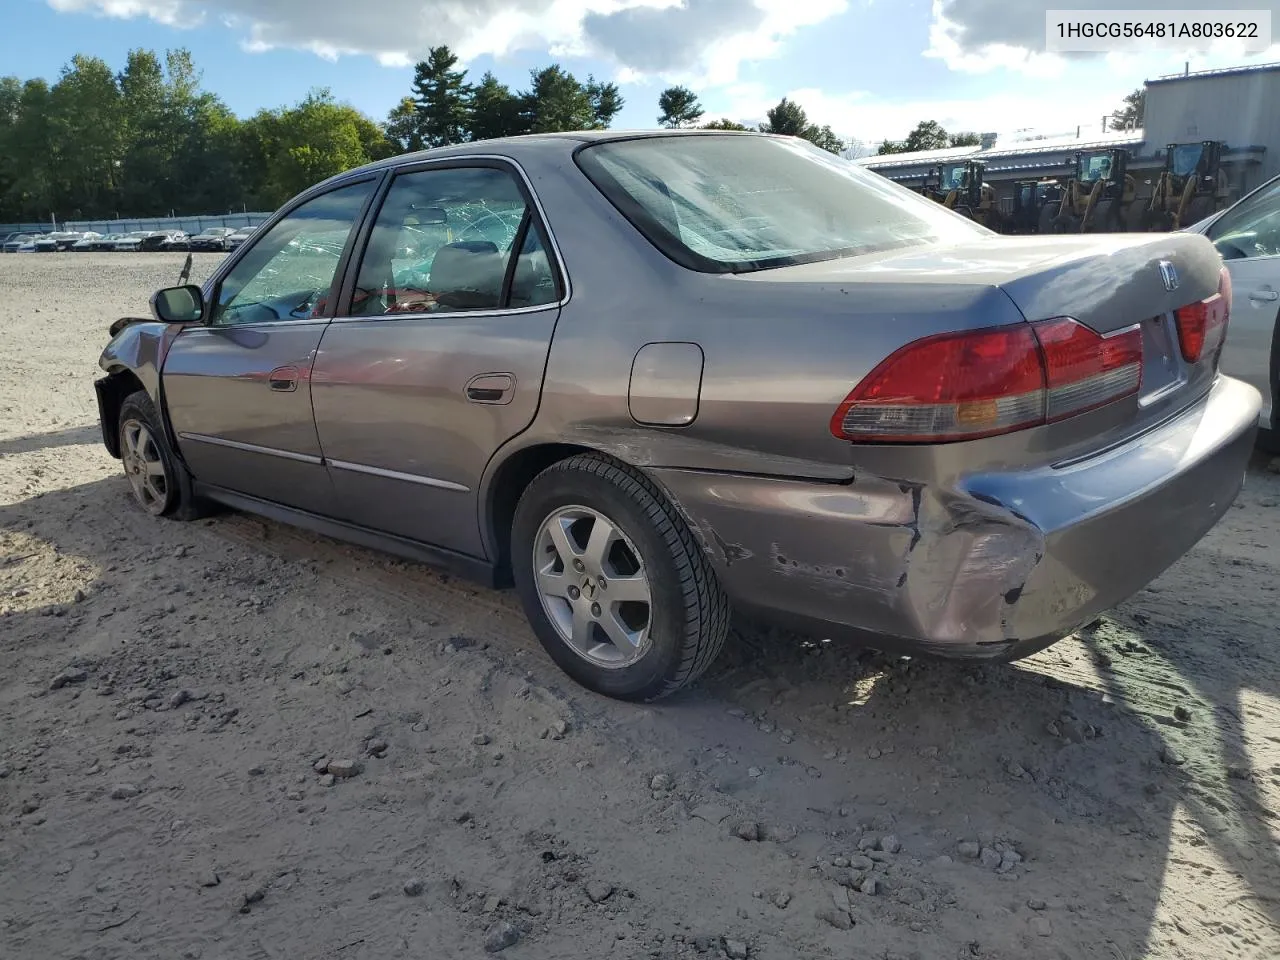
(212, 180, 374, 326)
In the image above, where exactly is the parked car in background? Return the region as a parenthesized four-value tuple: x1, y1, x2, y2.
(226, 226, 257, 250)
(94, 131, 1259, 702)
(3, 233, 37, 253)
(1186, 172, 1280, 440)
(112, 231, 152, 252)
(160, 232, 192, 252)
(90, 233, 122, 251)
(35, 231, 92, 252)
(187, 227, 236, 252)
(15, 235, 40, 252)
(71, 232, 104, 251)
(140, 231, 181, 252)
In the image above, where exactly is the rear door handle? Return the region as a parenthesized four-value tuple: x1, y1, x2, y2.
(465, 373, 515, 404)
(268, 365, 299, 392)
(1248, 288, 1279, 302)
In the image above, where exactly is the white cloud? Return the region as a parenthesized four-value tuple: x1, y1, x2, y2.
(46, 0, 847, 85)
(712, 83, 1128, 146)
(927, 0, 1280, 75)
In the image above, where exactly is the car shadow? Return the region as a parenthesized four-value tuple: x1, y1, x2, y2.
(677, 455, 1280, 958)
(0, 424, 103, 458)
(4, 462, 1278, 959)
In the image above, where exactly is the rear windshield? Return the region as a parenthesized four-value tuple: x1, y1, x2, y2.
(575, 134, 988, 273)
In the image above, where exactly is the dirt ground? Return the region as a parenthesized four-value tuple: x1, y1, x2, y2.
(2, 252, 1279, 960)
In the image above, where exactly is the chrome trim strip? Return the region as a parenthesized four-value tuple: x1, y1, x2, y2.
(326, 458, 470, 492)
(177, 432, 323, 464)
(329, 303, 557, 324)
(183, 320, 332, 332)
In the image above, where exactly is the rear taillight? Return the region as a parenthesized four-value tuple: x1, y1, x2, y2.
(1173, 266, 1231, 364)
(830, 318, 1143, 443)
(1036, 317, 1143, 422)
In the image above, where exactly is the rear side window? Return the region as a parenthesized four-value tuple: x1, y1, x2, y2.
(349, 165, 560, 317)
(575, 134, 988, 274)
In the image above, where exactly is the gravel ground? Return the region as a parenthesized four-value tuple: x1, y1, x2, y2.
(3, 252, 1280, 960)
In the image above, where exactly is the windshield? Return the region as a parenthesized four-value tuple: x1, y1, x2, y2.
(939, 165, 968, 190)
(1171, 144, 1205, 178)
(1079, 153, 1113, 183)
(575, 134, 986, 273)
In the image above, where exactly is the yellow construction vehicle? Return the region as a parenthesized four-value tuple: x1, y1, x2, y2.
(1133, 141, 1230, 231)
(934, 161, 1005, 230)
(1046, 149, 1136, 233)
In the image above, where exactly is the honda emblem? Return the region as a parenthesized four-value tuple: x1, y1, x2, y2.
(1159, 260, 1180, 292)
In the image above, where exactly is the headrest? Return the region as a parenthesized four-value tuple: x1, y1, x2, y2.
(429, 240, 504, 309)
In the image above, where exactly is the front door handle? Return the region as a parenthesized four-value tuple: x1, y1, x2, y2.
(268, 365, 299, 392)
(464, 372, 515, 404)
(1247, 288, 1279, 302)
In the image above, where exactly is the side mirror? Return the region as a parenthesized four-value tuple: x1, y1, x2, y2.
(151, 285, 205, 324)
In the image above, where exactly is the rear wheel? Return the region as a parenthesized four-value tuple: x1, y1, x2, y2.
(511, 453, 730, 701)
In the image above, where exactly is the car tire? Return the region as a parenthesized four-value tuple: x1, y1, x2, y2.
(1037, 202, 1058, 235)
(118, 390, 212, 521)
(1085, 199, 1115, 232)
(511, 453, 731, 702)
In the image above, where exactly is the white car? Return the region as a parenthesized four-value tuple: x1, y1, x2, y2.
(1186, 173, 1280, 437)
(71, 232, 103, 251)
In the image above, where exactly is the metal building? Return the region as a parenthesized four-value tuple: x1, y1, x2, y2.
(853, 60, 1280, 205)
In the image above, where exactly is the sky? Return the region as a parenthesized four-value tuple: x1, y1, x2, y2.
(3, 0, 1280, 153)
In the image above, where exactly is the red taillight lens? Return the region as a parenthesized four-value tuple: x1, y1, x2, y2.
(829, 325, 1045, 442)
(1173, 267, 1231, 364)
(1035, 318, 1143, 421)
(831, 318, 1143, 443)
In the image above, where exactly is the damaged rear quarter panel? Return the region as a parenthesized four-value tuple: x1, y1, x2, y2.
(650, 466, 1049, 652)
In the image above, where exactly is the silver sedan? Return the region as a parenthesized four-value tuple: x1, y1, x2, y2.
(94, 131, 1259, 701)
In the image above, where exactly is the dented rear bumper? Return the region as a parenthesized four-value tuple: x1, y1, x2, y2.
(651, 374, 1260, 658)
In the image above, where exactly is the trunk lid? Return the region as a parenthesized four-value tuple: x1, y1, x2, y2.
(734, 230, 1227, 465)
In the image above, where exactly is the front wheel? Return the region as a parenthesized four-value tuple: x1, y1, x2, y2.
(118, 390, 211, 520)
(511, 454, 730, 701)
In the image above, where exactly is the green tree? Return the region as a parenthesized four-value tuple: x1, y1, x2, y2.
(525, 65, 594, 132)
(805, 124, 845, 154)
(468, 72, 527, 141)
(701, 117, 748, 130)
(47, 54, 125, 217)
(586, 75, 624, 129)
(385, 96, 423, 152)
(246, 88, 388, 206)
(876, 119, 960, 155)
(902, 120, 950, 152)
(758, 97, 809, 137)
(657, 85, 704, 128)
(756, 98, 844, 154)
(1111, 88, 1144, 129)
(411, 46, 471, 147)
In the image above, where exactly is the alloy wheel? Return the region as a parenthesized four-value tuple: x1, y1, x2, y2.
(120, 418, 169, 515)
(533, 505, 653, 668)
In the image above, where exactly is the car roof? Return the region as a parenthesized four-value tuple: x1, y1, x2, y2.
(314, 128, 772, 191)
